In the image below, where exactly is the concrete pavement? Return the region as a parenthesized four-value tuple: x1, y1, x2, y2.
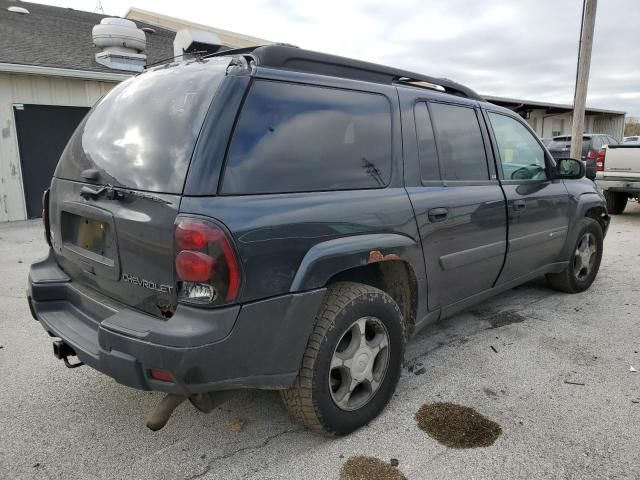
(1, 204, 639, 480)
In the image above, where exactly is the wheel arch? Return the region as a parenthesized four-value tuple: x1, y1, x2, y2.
(289, 233, 423, 334)
(560, 193, 609, 260)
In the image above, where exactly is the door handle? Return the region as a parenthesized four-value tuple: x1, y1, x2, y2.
(513, 200, 526, 211)
(428, 207, 449, 222)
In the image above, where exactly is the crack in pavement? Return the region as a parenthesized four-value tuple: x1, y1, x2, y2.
(184, 427, 305, 480)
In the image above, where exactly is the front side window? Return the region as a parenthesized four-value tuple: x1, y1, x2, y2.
(221, 81, 392, 194)
(429, 103, 489, 181)
(488, 112, 548, 181)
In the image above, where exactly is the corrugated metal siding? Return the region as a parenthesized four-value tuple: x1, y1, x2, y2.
(593, 114, 626, 141)
(540, 113, 626, 140)
(0, 72, 116, 221)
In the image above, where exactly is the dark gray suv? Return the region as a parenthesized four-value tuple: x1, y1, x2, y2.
(29, 45, 609, 435)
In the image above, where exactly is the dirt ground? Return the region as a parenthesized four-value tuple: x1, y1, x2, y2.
(1, 203, 639, 480)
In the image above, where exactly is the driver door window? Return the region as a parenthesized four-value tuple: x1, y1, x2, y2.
(488, 112, 548, 181)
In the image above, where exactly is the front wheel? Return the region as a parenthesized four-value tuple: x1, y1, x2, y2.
(281, 282, 405, 435)
(546, 217, 603, 293)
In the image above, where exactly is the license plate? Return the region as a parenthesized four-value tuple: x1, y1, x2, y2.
(61, 212, 110, 257)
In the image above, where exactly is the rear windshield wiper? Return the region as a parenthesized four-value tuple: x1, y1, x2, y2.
(80, 185, 169, 204)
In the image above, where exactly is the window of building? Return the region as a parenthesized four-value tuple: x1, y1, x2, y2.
(551, 118, 565, 137)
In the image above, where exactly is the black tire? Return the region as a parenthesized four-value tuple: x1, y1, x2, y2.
(281, 281, 405, 436)
(604, 190, 627, 215)
(546, 217, 603, 293)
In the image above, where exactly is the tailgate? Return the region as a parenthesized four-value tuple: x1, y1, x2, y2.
(603, 145, 640, 179)
(45, 59, 232, 317)
(49, 178, 179, 317)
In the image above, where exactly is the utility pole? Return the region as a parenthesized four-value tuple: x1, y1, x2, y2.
(570, 0, 597, 160)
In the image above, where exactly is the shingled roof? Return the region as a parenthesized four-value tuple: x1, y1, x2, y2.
(0, 0, 175, 73)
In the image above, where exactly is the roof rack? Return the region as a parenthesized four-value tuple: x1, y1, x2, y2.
(239, 45, 483, 101)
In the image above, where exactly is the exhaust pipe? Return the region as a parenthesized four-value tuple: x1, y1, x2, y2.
(146, 391, 237, 431)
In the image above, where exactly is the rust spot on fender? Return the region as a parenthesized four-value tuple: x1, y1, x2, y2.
(367, 250, 401, 264)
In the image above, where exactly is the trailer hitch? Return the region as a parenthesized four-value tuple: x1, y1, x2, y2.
(52, 340, 84, 368)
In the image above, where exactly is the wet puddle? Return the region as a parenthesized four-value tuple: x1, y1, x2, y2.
(415, 402, 502, 448)
(471, 307, 527, 328)
(340, 456, 407, 480)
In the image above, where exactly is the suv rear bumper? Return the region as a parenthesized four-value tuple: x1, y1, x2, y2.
(28, 251, 326, 395)
(596, 179, 640, 194)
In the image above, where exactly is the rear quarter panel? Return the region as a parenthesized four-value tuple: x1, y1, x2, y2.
(181, 71, 425, 304)
(180, 190, 423, 303)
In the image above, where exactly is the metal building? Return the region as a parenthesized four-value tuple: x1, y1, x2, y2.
(485, 95, 626, 141)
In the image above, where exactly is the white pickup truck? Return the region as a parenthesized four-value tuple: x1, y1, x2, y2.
(596, 144, 640, 214)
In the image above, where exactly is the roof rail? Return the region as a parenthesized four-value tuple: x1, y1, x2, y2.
(202, 45, 266, 59)
(243, 45, 483, 101)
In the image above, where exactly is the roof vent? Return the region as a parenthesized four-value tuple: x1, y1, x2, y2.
(8, 6, 29, 14)
(92, 18, 147, 72)
(173, 29, 225, 59)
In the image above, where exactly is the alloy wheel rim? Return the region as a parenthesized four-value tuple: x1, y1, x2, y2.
(573, 232, 597, 281)
(329, 316, 390, 411)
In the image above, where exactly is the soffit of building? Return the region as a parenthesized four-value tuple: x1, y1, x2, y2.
(485, 95, 625, 116)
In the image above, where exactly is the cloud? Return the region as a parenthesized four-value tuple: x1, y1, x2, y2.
(32, 0, 640, 116)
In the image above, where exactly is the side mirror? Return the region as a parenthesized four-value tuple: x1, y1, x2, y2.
(585, 158, 597, 181)
(556, 158, 585, 180)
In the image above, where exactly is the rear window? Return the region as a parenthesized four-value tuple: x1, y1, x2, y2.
(548, 136, 590, 150)
(221, 81, 392, 194)
(55, 59, 229, 193)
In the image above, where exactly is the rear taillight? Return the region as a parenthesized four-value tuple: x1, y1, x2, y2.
(596, 148, 606, 171)
(42, 189, 52, 246)
(174, 216, 241, 306)
(586, 148, 597, 160)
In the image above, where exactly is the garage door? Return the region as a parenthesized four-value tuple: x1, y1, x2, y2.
(13, 104, 90, 218)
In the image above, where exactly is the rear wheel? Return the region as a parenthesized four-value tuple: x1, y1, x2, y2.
(281, 281, 405, 435)
(546, 217, 603, 293)
(604, 190, 627, 215)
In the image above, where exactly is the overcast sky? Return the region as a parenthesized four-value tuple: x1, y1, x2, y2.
(32, 0, 640, 118)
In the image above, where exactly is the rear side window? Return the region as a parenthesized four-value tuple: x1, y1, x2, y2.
(221, 81, 392, 194)
(414, 102, 440, 181)
(429, 103, 489, 181)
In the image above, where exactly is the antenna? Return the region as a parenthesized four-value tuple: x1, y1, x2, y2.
(94, 1, 104, 14)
